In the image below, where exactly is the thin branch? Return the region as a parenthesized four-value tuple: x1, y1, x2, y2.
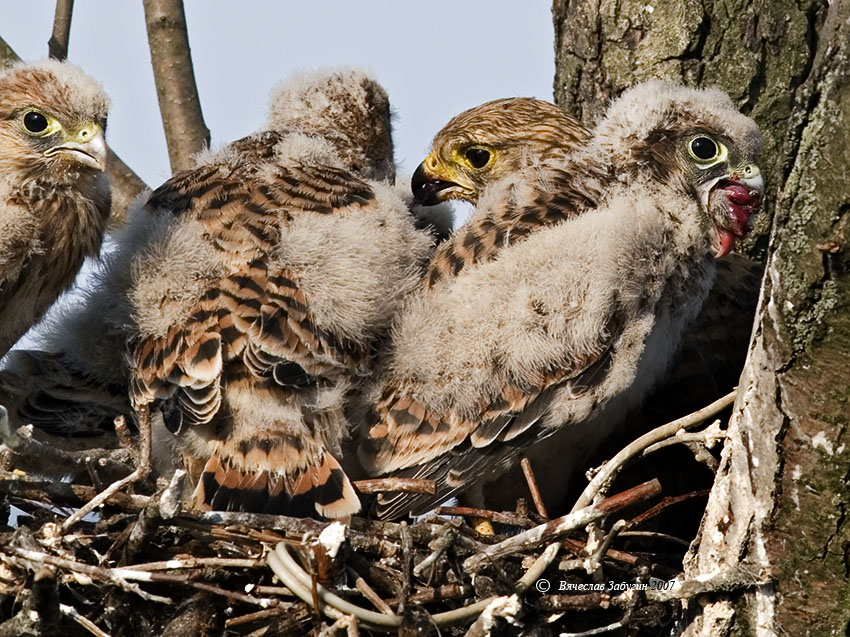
(48, 0, 74, 60)
(142, 0, 210, 173)
(521, 456, 549, 519)
(463, 479, 661, 573)
(572, 390, 736, 512)
(60, 604, 112, 637)
(352, 478, 435, 495)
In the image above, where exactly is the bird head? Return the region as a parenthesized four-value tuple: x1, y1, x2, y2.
(594, 81, 764, 258)
(267, 68, 395, 182)
(412, 98, 591, 205)
(0, 60, 109, 185)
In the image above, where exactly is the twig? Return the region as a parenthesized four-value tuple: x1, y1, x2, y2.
(142, 0, 210, 173)
(572, 390, 736, 512)
(463, 479, 661, 573)
(412, 527, 453, 578)
(462, 595, 520, 637)
(113, 415, 134, 450)
(7, 547, 171, 603)
(398, 521, 412, 615)
(269, 542, 503, 630)
(0, 479, 149, 513)
(434, 506, 535, 529)
(352, 478, 435, 495)
(224, 607, 290, 629)
(124, 557, 262, 571)
(60, 604, 111, 637)
(349, 570, 396, 616)
(520, 456, 549, 519)
(559, 620, 625, 636)
(48, 0, 74, 60)
(627, 490, 711, 528)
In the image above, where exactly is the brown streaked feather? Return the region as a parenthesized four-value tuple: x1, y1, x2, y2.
(193, 405, 360, 518)
(424, 164, 608, 288)
(131, 156, 377, 418)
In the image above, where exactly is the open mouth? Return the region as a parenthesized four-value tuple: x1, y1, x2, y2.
(411, 162, 459, 205)
(711, 178, 763, 258)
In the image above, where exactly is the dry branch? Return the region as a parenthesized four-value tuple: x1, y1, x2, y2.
(48, 0, 74, 61)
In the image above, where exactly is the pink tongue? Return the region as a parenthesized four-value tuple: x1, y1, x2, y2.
(723, 182, 752, 204)
(722, 182, 758, 236)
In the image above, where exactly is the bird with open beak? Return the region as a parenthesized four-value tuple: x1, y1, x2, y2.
(359, 81, 764, 519)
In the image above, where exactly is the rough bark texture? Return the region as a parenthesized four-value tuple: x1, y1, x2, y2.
(553, 0, 850, 633)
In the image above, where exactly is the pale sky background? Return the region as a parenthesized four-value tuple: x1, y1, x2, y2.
(1, 2, 554, 348)
(1, 2, 554, 190)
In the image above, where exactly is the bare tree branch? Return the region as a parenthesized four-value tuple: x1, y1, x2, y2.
(0, 34, 17, 68)
(0, 33, 147, 227)
(142, 0, 210, 173)
(48, 0, 74, 61)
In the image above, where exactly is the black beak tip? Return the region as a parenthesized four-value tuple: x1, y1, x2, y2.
(411, 161, 455, 206)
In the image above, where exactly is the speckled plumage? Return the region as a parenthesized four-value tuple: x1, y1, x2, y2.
(0, 60, 110, 357)
(412, 98, 592, 288)
(359, 82, 764, 519)
(127, 69, 434, 519)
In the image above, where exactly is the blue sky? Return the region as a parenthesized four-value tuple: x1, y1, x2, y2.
(1, 2, 554, 187)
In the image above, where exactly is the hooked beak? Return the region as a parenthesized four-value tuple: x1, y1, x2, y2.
(44, 125, 107, 171)
(699, 164, 764, 258)
(411, 157, 461, 205)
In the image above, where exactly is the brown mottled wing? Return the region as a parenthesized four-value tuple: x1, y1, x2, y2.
(0, 350, 130, 436)
(360, 312, 622, 519)
(130, 155, 375, 518)
(131, 158, 376, 416)
(424, 164, 607, 288)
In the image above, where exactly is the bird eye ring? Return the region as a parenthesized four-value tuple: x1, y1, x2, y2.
(688, 135, 726, 164)
(23, 111, 50, 134)
(464, 147, 491, 169)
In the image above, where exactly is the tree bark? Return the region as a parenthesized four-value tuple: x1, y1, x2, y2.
(553, 0, 850, 633)
(143, 0, 210, 174)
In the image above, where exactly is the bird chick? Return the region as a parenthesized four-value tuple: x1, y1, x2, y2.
(408, 95, 764, 513)
(358, 82, 764, 519)
(0, 60, 110, 357)
(128, 68, 434, 518)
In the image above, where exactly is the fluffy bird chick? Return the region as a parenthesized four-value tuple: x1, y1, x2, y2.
(358, 82, 764, 519)
(128, 69, 434, 519)
(0, 60, 110, 357)
(410, 96, 764, 513)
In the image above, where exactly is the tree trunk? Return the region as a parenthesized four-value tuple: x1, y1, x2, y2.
(553, 0, 850, 633)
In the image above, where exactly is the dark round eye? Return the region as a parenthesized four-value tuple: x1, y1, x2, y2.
(465, 147, 491, 168)
(690, 136, 718, 161)
(23, 111, 49, 133)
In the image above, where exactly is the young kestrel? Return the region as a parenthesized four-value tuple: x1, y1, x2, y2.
(127, 69, 434, 518)
(359, 82, 764, 519)
(0, 60, 109, 357)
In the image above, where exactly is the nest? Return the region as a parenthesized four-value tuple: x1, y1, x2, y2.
(0, 392, 734, 636)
